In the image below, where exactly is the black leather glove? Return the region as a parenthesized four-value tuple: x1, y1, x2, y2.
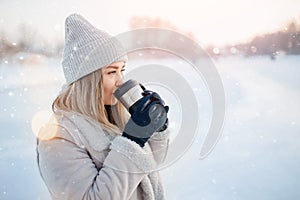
(122, 90, 169, 147)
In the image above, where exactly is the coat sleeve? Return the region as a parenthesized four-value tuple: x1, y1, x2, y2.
(148, 130, 170, 165)
(37, 130, 157, 200)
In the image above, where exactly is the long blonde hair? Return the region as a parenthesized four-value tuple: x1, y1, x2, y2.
(52, 68, 128, 135)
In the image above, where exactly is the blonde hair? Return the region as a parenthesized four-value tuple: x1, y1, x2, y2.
(52, 68, 128, 135)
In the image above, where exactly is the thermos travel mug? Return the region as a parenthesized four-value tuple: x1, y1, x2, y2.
(114, 79, 145, 113)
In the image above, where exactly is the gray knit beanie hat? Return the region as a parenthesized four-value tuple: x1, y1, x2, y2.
(62, 13, 127, 85)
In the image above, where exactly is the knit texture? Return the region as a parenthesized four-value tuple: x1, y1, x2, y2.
(62, 13, 127, 85)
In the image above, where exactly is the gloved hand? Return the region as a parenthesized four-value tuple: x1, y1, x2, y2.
(141, 89, 169, 132)
(122, 90, 169, 147)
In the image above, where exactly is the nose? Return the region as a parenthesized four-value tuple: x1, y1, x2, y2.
(115, 75, 124, 87)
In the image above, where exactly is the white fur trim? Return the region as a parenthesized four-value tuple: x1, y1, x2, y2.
(150, 130, 170, 141)
(110, 136, 157, 173)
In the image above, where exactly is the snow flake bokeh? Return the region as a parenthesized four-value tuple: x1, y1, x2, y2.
(1, 50, 300, 199)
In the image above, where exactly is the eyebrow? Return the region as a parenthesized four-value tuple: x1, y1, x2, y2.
(106, 65, 125, 69)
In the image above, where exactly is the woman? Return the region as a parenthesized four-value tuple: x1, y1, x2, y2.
(37, 14, 170, 200)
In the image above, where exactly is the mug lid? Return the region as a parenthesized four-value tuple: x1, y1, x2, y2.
(114, 79, 140, 99)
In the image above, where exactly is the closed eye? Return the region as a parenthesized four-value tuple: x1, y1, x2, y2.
(107, 71, 116, 75)
(108, 69, 125, 74)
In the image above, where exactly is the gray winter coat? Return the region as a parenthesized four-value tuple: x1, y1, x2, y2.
(37, 111, 169, 200)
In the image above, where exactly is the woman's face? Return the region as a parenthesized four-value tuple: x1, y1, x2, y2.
(102, 61, 125, 105)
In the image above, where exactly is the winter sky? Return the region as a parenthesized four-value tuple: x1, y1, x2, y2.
(0, 0, 300, 46)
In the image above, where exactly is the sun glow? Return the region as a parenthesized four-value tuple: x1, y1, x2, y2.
(31, 110, 57, 140)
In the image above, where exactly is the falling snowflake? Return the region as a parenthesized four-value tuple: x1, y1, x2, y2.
(290, 121, 296, 126)
(213, 47, 220, 55)
(211, 178, 217, 184)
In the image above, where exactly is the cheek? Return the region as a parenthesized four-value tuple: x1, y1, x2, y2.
(103, 77, 115, 95)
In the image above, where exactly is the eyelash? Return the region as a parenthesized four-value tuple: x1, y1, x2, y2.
(108, 69, 125, 75)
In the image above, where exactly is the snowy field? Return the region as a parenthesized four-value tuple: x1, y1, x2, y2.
(0, 55, 300, 199)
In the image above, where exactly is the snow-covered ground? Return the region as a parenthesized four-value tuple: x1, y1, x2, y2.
(0, 55, 299, 199)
